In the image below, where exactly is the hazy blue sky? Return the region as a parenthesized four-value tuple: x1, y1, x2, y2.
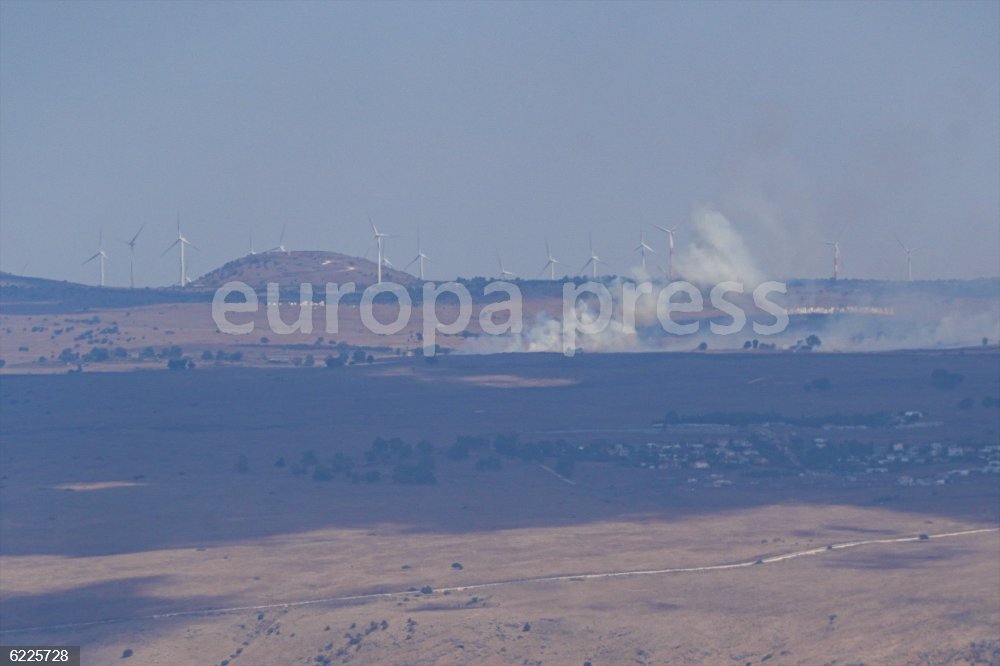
(1, 1, 997, 286)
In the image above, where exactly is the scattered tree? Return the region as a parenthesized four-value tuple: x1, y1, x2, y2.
(804, 378, 832, 392)
(555, 456, 575, 478)
(475, 456, 502, 472)
(312, 465, 334, 482)
(931, 368, 964, 389)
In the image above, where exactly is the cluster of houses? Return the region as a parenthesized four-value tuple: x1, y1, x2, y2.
(569, 419, 1000, 488)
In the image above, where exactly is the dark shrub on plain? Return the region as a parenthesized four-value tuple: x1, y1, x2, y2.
(392, 462, 436, 485)
(475, 456, 502, 472)
(312, 465, 334, 482)
(931, 368, 964, 389)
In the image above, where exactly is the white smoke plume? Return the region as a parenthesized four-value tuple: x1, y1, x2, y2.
(675, 207, 765, 286)
(461, 277, 1000, 355)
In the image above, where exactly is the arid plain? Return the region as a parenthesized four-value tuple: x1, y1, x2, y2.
(1, 350, 998, 665)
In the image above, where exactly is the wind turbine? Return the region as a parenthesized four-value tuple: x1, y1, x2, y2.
(822, 240, 841, 280)
(579, 233, 604, 279)
(633, 228, 656, 274)
(652, 224, 677, 279)
(403, 230, 431, 280)
(83, 228, 109, 287)
(267, 224, 288, 254)
(249, 231, 256, 256)
(369, 217, 392, 284)
(122, 224, 144, 288)
(894, 234, 917, 281)
(497, 250, 515, 279)
(823, 223, 849, 280)
(162, 217, 197, 287)
(538, 240, 563, 280)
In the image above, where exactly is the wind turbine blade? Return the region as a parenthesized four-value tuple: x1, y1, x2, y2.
(129, 224, 144, 245)
(368, 215, 378, 236)
(161, 239, 180, 256)
(893, 234, 907, 251)
(402, 257, 419, 271)
(579, 260, 591, 275)
(82, 252, 101, 265)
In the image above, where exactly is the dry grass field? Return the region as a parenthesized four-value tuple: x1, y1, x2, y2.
(1, 352, 998, 665)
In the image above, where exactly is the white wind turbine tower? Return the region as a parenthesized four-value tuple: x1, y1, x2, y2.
(497, 250, 515, 279)
(403, 230, 431, 280)
(249, 231, 256, 256)
(538, 240, 563, 280)
(894, 234, 917, 281)
(579, 233, 604, 279)
(123, 224, 144, 288)
(83, 228, 109, 287)
(652, 224, 677, 279)
(369, 217, 393, 284)
(823, 239, 841, 280)
(633, 228, 656, 274)
(823, 224, 849, 280)
(162, 218, 197, 287)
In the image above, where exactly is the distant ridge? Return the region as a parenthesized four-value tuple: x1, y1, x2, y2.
(0, 271, 210, 313)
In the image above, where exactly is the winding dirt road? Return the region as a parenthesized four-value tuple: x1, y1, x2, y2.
(2, 526, 996, 635)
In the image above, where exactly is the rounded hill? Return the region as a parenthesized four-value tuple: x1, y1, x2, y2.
(190, 251, 418, 289)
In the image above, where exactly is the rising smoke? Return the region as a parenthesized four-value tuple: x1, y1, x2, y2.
(674, 206, 765, 286)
